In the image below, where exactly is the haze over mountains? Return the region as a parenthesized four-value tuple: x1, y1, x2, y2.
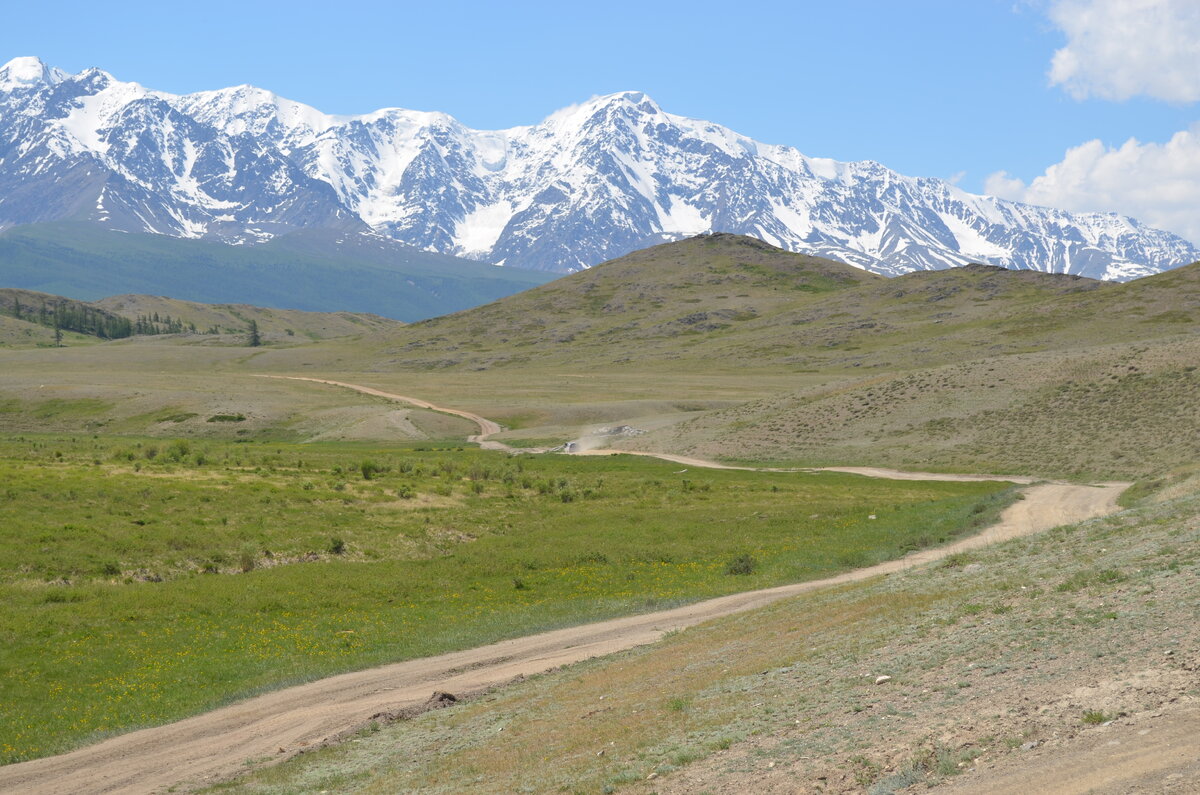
(1, 56, 1196, 281)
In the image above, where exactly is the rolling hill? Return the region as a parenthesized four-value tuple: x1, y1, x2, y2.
(0, 286, 404, 346)
(337, 233, 1199, 478)
(94, 294, 400, 340)
(2, 232, 1195, 478)
(370, 233, 1197, 373)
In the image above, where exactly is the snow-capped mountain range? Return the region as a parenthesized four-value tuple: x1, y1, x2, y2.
(1, 56, 1196, 279)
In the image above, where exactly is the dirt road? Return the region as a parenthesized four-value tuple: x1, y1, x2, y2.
(0, 379, 1128, 794)
(254, 376, 507, 448)
(576, 451, 1043, 484)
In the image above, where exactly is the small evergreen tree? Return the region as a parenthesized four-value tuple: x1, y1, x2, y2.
(247, 319, 261, 347)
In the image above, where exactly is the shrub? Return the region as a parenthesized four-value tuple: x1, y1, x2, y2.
(666, 697, 690, 712)
(1056, 568, 1127, 593)
(329, 537, 346, 555)
(725, 554, 757, 576)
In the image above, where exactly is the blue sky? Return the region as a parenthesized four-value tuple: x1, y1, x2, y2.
(4, 0, 1200, 241)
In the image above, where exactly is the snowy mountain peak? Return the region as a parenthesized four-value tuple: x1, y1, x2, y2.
(171, 84, 340, 150)
(0, 56, 67, 91)
(0, 58, 1196, 281)
(543, 90, 664, 130)
(590, 90, 660, 112)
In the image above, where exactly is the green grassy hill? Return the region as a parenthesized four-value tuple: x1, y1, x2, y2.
(0, 223, 556, 321)
(297, 234, 1190, 478)
(379, 233, 883, 370)
(0, 313, 100, 347)
(372, 234, 1198, 373)
(95, 294, 401, 341)
(0, 287, 138, 340)
(1, 233, 1196, 478)
(0, 287, 404, 347)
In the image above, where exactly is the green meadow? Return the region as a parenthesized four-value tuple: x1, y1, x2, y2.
(0, 434, 1014, 763)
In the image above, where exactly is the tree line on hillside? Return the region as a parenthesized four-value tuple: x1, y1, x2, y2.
(0, 295, 204, 340)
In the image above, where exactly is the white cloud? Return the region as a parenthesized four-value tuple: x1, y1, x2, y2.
(1048, 0, 1200, 102)
(987, 1, 1200, 244)
(986, 124, 1200, 243)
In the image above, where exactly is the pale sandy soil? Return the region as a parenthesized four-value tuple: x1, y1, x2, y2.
(939, 705, 1200, 794)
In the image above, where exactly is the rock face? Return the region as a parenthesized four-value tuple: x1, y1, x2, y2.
(1, 57, 1197, 280)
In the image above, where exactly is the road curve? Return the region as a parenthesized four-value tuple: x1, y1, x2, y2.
(0, 379, 1129, 794)
(254, 375, 506, 447)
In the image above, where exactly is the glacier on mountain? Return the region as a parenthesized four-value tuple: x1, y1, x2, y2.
(0, 56, 1195, 280)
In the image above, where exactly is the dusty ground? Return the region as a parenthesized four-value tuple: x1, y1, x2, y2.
(256, 376, 504, 445)
(940, 704, 1200, 794)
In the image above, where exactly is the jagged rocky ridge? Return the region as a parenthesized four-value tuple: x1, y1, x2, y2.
(0, 56, 1196, 279)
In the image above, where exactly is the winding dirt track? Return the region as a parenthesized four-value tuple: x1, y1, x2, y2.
(0, 378, 1128, 794)
(254, 376, 505, 446)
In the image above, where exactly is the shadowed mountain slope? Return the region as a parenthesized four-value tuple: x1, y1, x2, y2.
(0, 223, 555, 321)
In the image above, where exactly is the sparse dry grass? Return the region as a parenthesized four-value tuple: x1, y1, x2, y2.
(640, 336, 1200, 480)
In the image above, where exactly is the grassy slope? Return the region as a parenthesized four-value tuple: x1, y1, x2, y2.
(0, 354, 483, 444)
(366, 234, 1197, 374)
(0, 287, 135, 339)
(0, 313, 99, 348)
(288, 236, 1196, 479)
(0, 286, 403, 347)
(374, 233, 884, 371)
(0, 233, 1195, 789)
(220, 480, 1200, 795)
(0, 223, 556, 321)
(94, 294, 402, 341)
(0, 435, 1009, 763)
(3, 235, 1196, 475)
(640, 336, 1200, 479)
(620, 260, 1200, 479)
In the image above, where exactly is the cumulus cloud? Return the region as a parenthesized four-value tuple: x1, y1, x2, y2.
(986, 124, 1200, 243)
(1047, 0, 1200, 102)
(989, 1, 1200, 243)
